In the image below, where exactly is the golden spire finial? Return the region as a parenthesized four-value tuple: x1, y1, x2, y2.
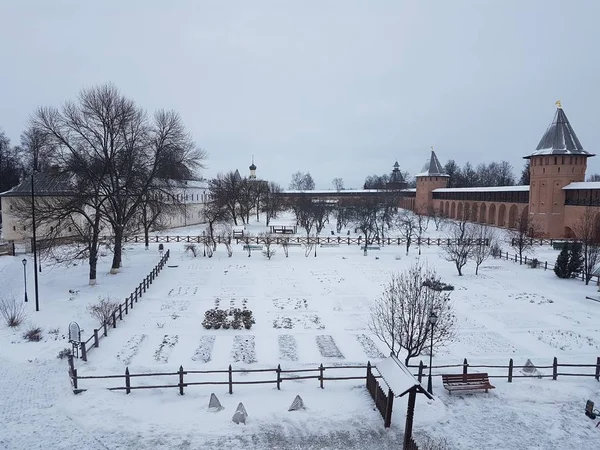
(555, 100, 562, 109)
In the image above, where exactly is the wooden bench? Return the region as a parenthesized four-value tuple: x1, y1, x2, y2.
(442, 373, 495, 394)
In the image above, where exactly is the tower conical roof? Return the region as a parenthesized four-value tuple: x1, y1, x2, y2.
(416, 151, 448, 177)
(526, 104, 594, 158)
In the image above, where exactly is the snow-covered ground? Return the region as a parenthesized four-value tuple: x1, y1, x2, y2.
(1, 216, 600, 449)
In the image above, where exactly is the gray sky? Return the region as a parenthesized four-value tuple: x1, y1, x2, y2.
(1, 0, 599, 189)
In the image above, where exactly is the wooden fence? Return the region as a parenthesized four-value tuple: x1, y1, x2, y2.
(0, 242, 14, 256)
(124, 234, 490, 247)
(498, 250, 600, 285)
(366, 361, 393, 428)
(412, 356, 600, 383)
(77, 249, 170, 362)
(68, 361, 371, 394)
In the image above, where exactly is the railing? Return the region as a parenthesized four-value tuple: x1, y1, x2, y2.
(497, 250, 600, 285)
(68, 361, 371, 394)
(124, 235, 490, 247)
(412, 356, 600, 383)
(78, 249, 170, 362)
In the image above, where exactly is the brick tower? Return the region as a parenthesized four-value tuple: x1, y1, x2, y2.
(415, 150, 449, 214)
(525, 102, 594, 237)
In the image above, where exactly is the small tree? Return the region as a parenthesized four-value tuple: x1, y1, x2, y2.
(507, 214, 538, 264)
(260, 232, 276, 260)
(332, 177, 344, 191)
(87, 297, 119, 325)
(430, 206, 446, 231)
(440, 218, 474, 276)
(397, 210, 416, 255)
(369, 263, 456, 365)
(554, 243, 583, 279)
(573, 207, 600, 285)
(470, 224, 497, 275)
(414, 211, 430, 255)
(349, 197, 380, 255)
(567, 243, 584, 276)
(0, 296, 26, 327)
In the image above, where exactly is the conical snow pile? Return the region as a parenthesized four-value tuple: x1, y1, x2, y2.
(520, 359, 542, 379)
(208, 393, 224, 412)
(232, 402, 248, 424)
(288, 395, 306, 412)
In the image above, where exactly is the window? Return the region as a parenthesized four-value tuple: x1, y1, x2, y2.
(558, 167, 560, 173)
(9, 205, 12, 210)
(12, 226, 15, 231)
(23, 226, 26, 231)
(554, 157, 557, 165)
(68, 227, 72, 232)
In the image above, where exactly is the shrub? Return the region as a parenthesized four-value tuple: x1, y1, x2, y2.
(554, 243, 583, 279)
(87, 297, 119, 325)
(202, 308, 255, 330)
(490, 242, 502, 258)
(529, 258, 539, 268)
(422, 278, 454, 292)
(184, 243, 198, 257)
(23, 325, 43, 342)
(418, 436, 453, 450)
(0, 296, 26, 328)
(57, 348, 72, 359)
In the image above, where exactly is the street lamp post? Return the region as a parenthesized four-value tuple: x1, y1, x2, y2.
(31, 173, 40, 312)
(22, 259, 28, 303)
(427, 310, 438, 395)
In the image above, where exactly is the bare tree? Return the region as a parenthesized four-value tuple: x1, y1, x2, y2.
(349, 197, 380, 255)
(17, 125, 56, 172)
(215, 223, 234, 257)
(311, 201, 331, 235)
(440, 218, 474, 276)
(397, 210, 416, 255)
(33, 84, 205, 275)
(261, 182, 285, 226)
(430, 205, 446, 231)
(470, 224, 497, 275)
(260, 232, 276, 259)
(414, 211, 430, 255)
(573, 207, 600, 285)
(202, 195, 231, 251)
(208, 171, 242, 225)
(507, 214, 539, 264)
(333, 204, 351, 234)
(369, 263, 456, 365)
(289, 171, 315, 190)
(332, 177, 344, 191)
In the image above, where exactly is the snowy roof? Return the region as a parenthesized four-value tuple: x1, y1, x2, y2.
(0, 173, 75, 197)
(269, 221, 296, 227)
(563, 182, 600, 190)
(283, 189, 398, 194)
(376, 355, 433, 399)
(416, 151, 448, 177)
(433, 185, 529, 193)
(526, 106, 594, 158)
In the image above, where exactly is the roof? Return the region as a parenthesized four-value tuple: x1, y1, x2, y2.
(433, 185, 529, 193)
(376, 355, 433, 399)
(563, 182, 600, 190)
(526, 106, 594, 158)
(416, 151, 449, 178)
(282, 189, 402, 194)
(0, 173, 74, 197)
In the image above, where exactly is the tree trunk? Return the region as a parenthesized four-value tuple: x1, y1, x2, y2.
(475, 263, 479, 275)
(364, 233, 368, 256)
(456, 262, 463, 276)
(111, 227, 123, 274)
(144, 226, 150, 250)
(89, 251, 98, 285)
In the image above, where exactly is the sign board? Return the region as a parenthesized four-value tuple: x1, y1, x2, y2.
(68, 321, 81, 343)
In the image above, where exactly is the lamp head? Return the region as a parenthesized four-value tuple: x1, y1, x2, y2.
(22, 258, 27, 266)
(428, 311, 438, 325)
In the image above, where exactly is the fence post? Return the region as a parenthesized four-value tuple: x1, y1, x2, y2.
(277, 364, 281, 390)
(228, 365, 233, 394)
(119, 304, 123, 320)
(552, 357, 558, 380)
(463, 358, 468, 377)
(595, 357, 600, 382)
(179, 365, 185, 395)
(72, 368, 78, 390)
(125, 367, 131, 394)
(417, 361, 424, 383)
(81, 341, 87, 361)
(524, 256, 528, 265)
(94, 329, 99, 347)
(319, 363, 324, 389)
(112, 312, 117, 328)
(366, 361, 371, 389)
(384, 389, 394, 428)
(103, 321, 108, 337)
(508, 358, 513, 383)
(545, 261, 547, 270)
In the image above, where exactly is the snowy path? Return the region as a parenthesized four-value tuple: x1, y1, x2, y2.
(0, 357, 108, 450)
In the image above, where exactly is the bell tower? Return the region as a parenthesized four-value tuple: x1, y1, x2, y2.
(249, 156, 257, 179)
(415, 149, 449, 214)
(525, 102, 594, 237)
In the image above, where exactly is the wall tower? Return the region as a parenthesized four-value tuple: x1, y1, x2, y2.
(525, 102, 594, 237)
(415, 150, 449, 214)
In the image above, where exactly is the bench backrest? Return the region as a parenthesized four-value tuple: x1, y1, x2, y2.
(442, 373, 490, 383)
(586, 400, 594, 414)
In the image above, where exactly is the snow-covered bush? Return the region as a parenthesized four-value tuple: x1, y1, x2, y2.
(422, 278, 454, 292)
(23, 325, 43, 342)
(57, 348, 72, 359)
(202, 308, 255, 330)
(184, 243, 198, 257)
(0, 296, 26, 328)
(87, 297, 119, 325)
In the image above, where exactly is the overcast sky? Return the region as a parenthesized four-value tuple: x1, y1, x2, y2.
(1, 1, 599, 188)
